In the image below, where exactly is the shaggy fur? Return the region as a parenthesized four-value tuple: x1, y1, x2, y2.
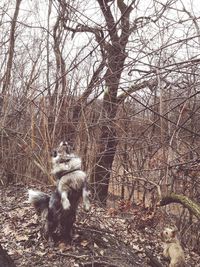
(28, 189, 63, 240)
(51, 141, 91, 212)
(28, 141, 91, 243)
(161, 227, 186, 267)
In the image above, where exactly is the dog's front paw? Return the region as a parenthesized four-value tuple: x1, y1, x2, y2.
(82, 188, 91, 212)
(62, 198, 71, 210)
(83, 201, 91, 212)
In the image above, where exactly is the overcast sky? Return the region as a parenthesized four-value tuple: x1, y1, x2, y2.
(1, 0, 200, 94)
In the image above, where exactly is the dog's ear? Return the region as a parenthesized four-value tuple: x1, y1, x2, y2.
(62, 141, 73, 154)
(51, 150, 57, 157)
(171, 226, 178, 238)
(171, 230, 176, 238)
(67, 140, 75, 152)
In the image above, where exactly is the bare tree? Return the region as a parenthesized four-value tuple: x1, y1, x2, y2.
(1, 0, 22, 95)
(55, 0, 161, 203)
(0, 0, 200, 253)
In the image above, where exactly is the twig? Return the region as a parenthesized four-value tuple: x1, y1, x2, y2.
(56, 252, 88, 259)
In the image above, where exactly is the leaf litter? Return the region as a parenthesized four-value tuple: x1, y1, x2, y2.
(0, 184, 200, 267)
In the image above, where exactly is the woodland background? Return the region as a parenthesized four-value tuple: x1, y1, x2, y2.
(0, 0, 200, 264)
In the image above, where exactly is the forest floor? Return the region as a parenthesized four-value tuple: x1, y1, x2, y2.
(0, 183, 200, 267)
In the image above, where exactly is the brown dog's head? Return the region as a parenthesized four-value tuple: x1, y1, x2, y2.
(161, 226, 178, 242)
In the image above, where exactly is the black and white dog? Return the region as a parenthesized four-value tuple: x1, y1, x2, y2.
(28, 142, 91, 243)
(51, 141, 90, 212)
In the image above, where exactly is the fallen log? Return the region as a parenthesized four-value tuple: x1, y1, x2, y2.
(159, 193, 200, 219)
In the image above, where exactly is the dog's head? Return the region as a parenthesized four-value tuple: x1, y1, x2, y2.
(52, 141, 72, 157)
(161, 226, 178, 242)
(52, 142, 71, 164)
(51, 141, 82, 175)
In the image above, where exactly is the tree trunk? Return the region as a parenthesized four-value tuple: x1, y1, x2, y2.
(1, 0, 22, 95)
(0, 244, 16, 267)
(55, 0, 157, 204)
(92, 0, 133, 204)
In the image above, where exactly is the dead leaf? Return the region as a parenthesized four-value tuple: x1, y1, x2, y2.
(36, 251, 47, 256)
(93, 242, 99, 248)
(15, 233, 29, 242)
(132, 244, 143, 252)
(102, 237, 108, 242)
(3, 224, 12, 236)
(81, 240, 89, 247)
(107, 208, 118, 216)
(99, 250, 104, 256)
(58, 242, 71, 252)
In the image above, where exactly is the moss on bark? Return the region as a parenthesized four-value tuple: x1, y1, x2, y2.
(159, 193, 200, 220)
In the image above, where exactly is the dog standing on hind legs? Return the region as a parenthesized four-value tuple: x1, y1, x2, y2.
(161, 226, 186, 267)
(51, 141, 91, 212)
(28, 141, 91, 243)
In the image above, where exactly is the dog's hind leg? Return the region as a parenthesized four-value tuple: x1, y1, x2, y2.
(61, 191, 71, 210)
(82, 187, 91, 212)
(60, 210, 76, 243)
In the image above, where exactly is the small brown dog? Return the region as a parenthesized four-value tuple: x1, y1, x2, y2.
(161, 227, 186, 267)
